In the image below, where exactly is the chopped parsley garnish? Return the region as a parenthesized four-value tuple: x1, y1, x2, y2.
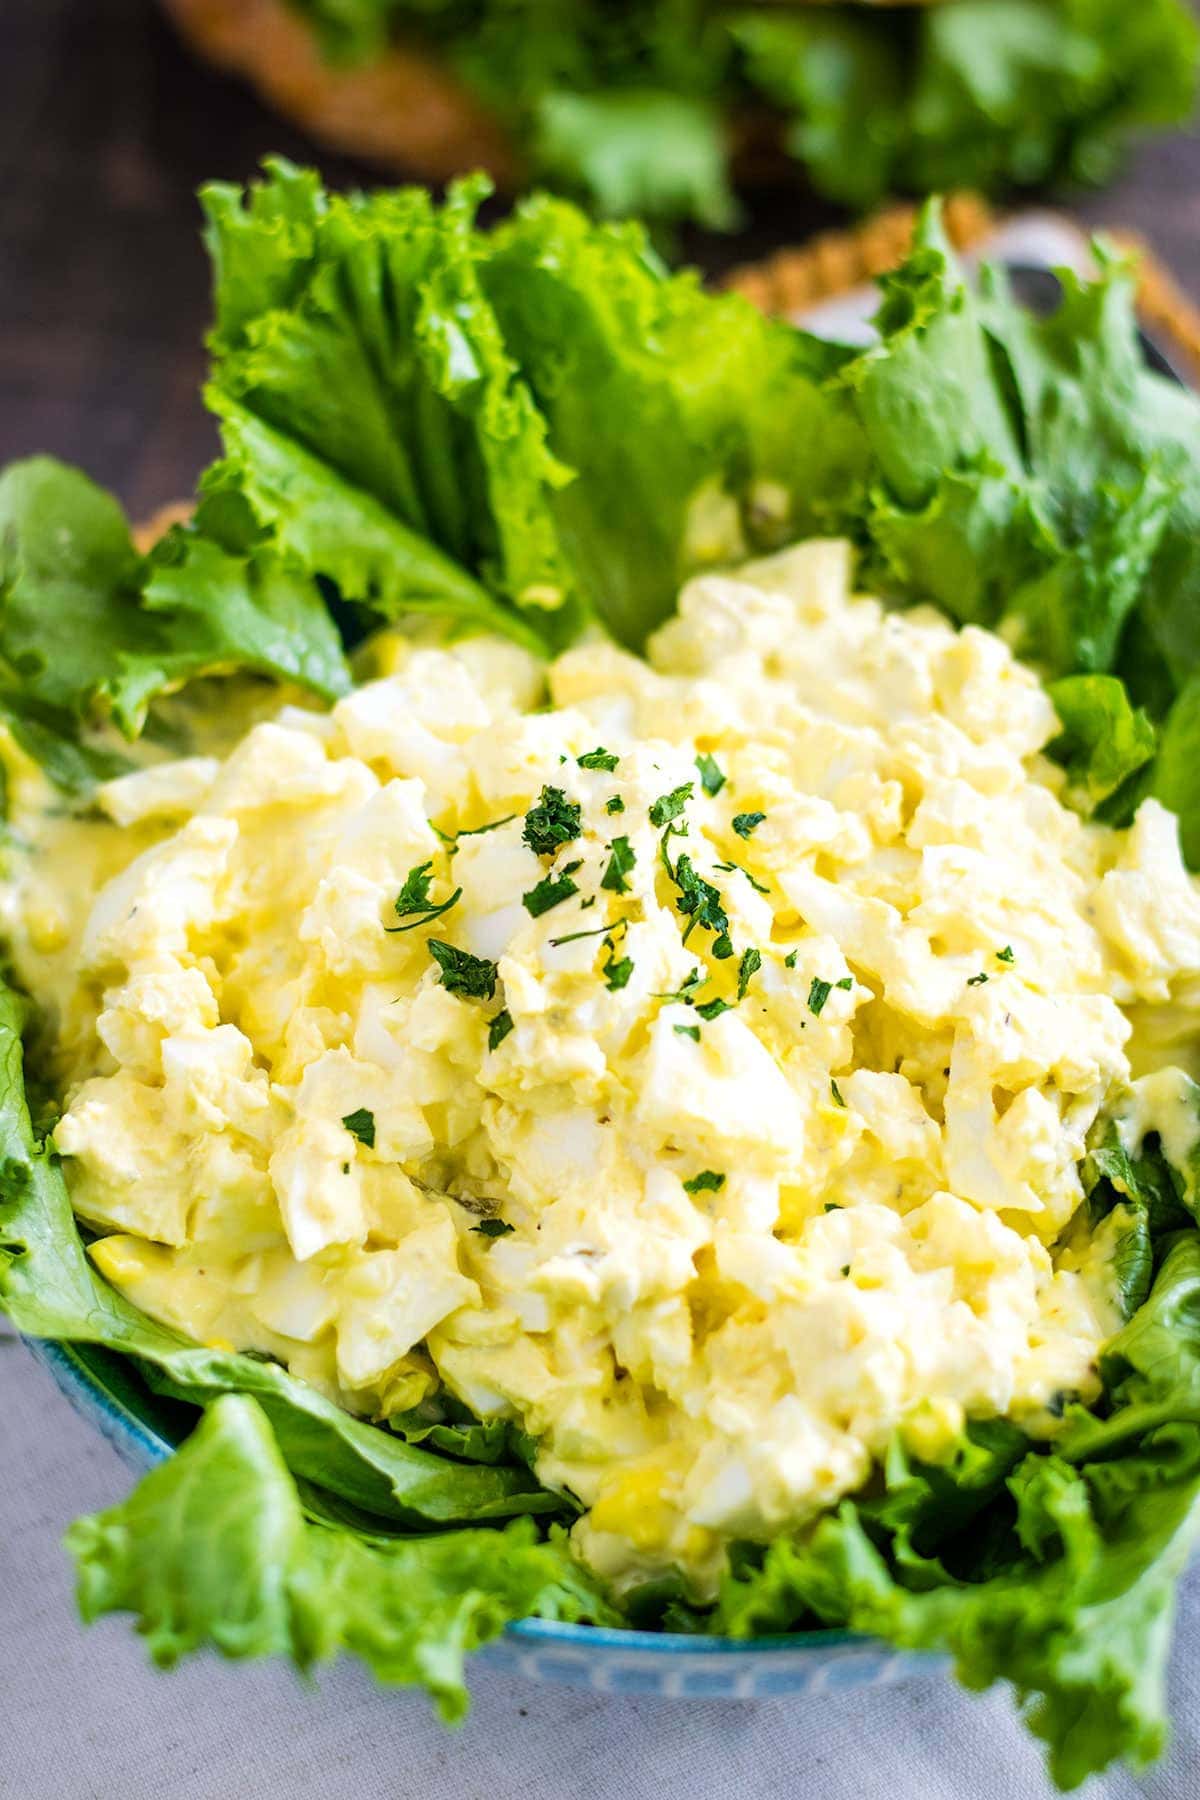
(523, 786, 581, 857)
(784, 949, 799, 969)
(602, 938, 634, 991)
(738, 947, 762, 1001)
(434, 813, 517, 849)
(808, 977, 833, 1016)
(695, 752, 726, 797)
(655, 968, 706, 1005)
(341, 1108, 376, 1149)
(550, 922, 612, 947)
(684, 1170, 725, 1195)
(600, 835, 636, 894)
(649, 782, 694, 828)
(386, 861, 464, 933)
(715, 859, 770, 896)
(830, 1078, 846, 1108)
(577, 747, 619, 772)
(487, 1010, 514, 1051)
(967, 972, 990, 987)
(732, 811, 766, 839)
(523, 871, 579, 917)
(696, 998, 731, 1021)
(841, 1263, 851, 1278)
(674, 1023, 701, 1042)
(670, 853, 729, 946)
(472, 1218, 515, 1241)
(836, 976, 853, 990)
(824, 1202, 843, 1213)
(712, 932, 734, 960)
(605, 795, 625, 814)
(996, 945, 1015, 963)
(428, 939, 499, 1000)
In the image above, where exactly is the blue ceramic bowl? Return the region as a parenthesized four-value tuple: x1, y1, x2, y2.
(27, 1333, 935, 1700)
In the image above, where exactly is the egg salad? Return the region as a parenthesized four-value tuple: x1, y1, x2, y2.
(6, 538, 1200, 1596)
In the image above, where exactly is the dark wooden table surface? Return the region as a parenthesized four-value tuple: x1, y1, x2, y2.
(3, 0, 1200, 523)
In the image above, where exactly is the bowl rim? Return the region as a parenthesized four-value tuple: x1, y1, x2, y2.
(27, 1333, 879, 1659)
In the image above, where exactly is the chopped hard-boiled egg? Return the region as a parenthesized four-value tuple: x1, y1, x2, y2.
(7, 540, 1200, 1598)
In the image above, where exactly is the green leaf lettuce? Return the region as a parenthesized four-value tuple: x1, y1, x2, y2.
(272, 1, 1198, 226)
(67, 1392, 608, 1720)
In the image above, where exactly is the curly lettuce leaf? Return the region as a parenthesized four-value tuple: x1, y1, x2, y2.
(202, 165, 580, 655)
(66, 1392, 610, 1719)
(532, 87, 736, 228)
(278, 1, 1198, 224)
(0, 457, 350, 738)
(201, 161, 864, 655)
(732, 12, 911, 212)
(1046, 674, 1156, 813)
(839, 220, 1180, 673)
(905, 0, 1199, 195)
(16, 178, 1200, 798)
(481, 193, 865, 647)
(740, 2, 1200, 212)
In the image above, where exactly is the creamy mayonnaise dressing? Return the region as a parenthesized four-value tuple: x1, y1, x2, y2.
(7, 540, 1200, 1595)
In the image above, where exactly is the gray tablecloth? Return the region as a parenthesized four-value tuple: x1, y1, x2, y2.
(3, 1325, 1197, 1800)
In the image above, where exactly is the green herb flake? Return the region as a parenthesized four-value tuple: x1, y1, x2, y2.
(683, 1170, 726, 1196)
(600, 835, 636, 894)
(649, 782, 694, 828)
(385, 861, 464, 934)
(841, 1263, 851, 1278)
(996, 945, 1015, 963)
(830, 1079, 846, 1108)
(488, 1010, 514, 1051)
(784, 950, 799, 969)
(523, 872, 580, 918)
(696, 998, 731, 1021)
(341, 1108, 376, 1149)
(967, 972, 990, 987)
(836, 976, 853, 990)
(715, 859, 771, 896)
(577, 747, 619, 772)
(605, 795, 625, 814)
(602, 940, 635, 991)
(808, 977, 833, 1017)
(428, 939, 499, 1001)
(655, 968, 706, 1006)
(671, 853, 729, 945)
(824, 1202, 842, 1213)
(732, 811, 766, 839)
(472, 1218, 515, 1241)
(712, 932, 734, 961)
(738, 947, 762, 1001)
(435, 813, 517, 847)
(695, 752, 726, 797)
(522, 786, 581, 857)
(550, 922, 612, 948)
(674, 1023, 701, 1042)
